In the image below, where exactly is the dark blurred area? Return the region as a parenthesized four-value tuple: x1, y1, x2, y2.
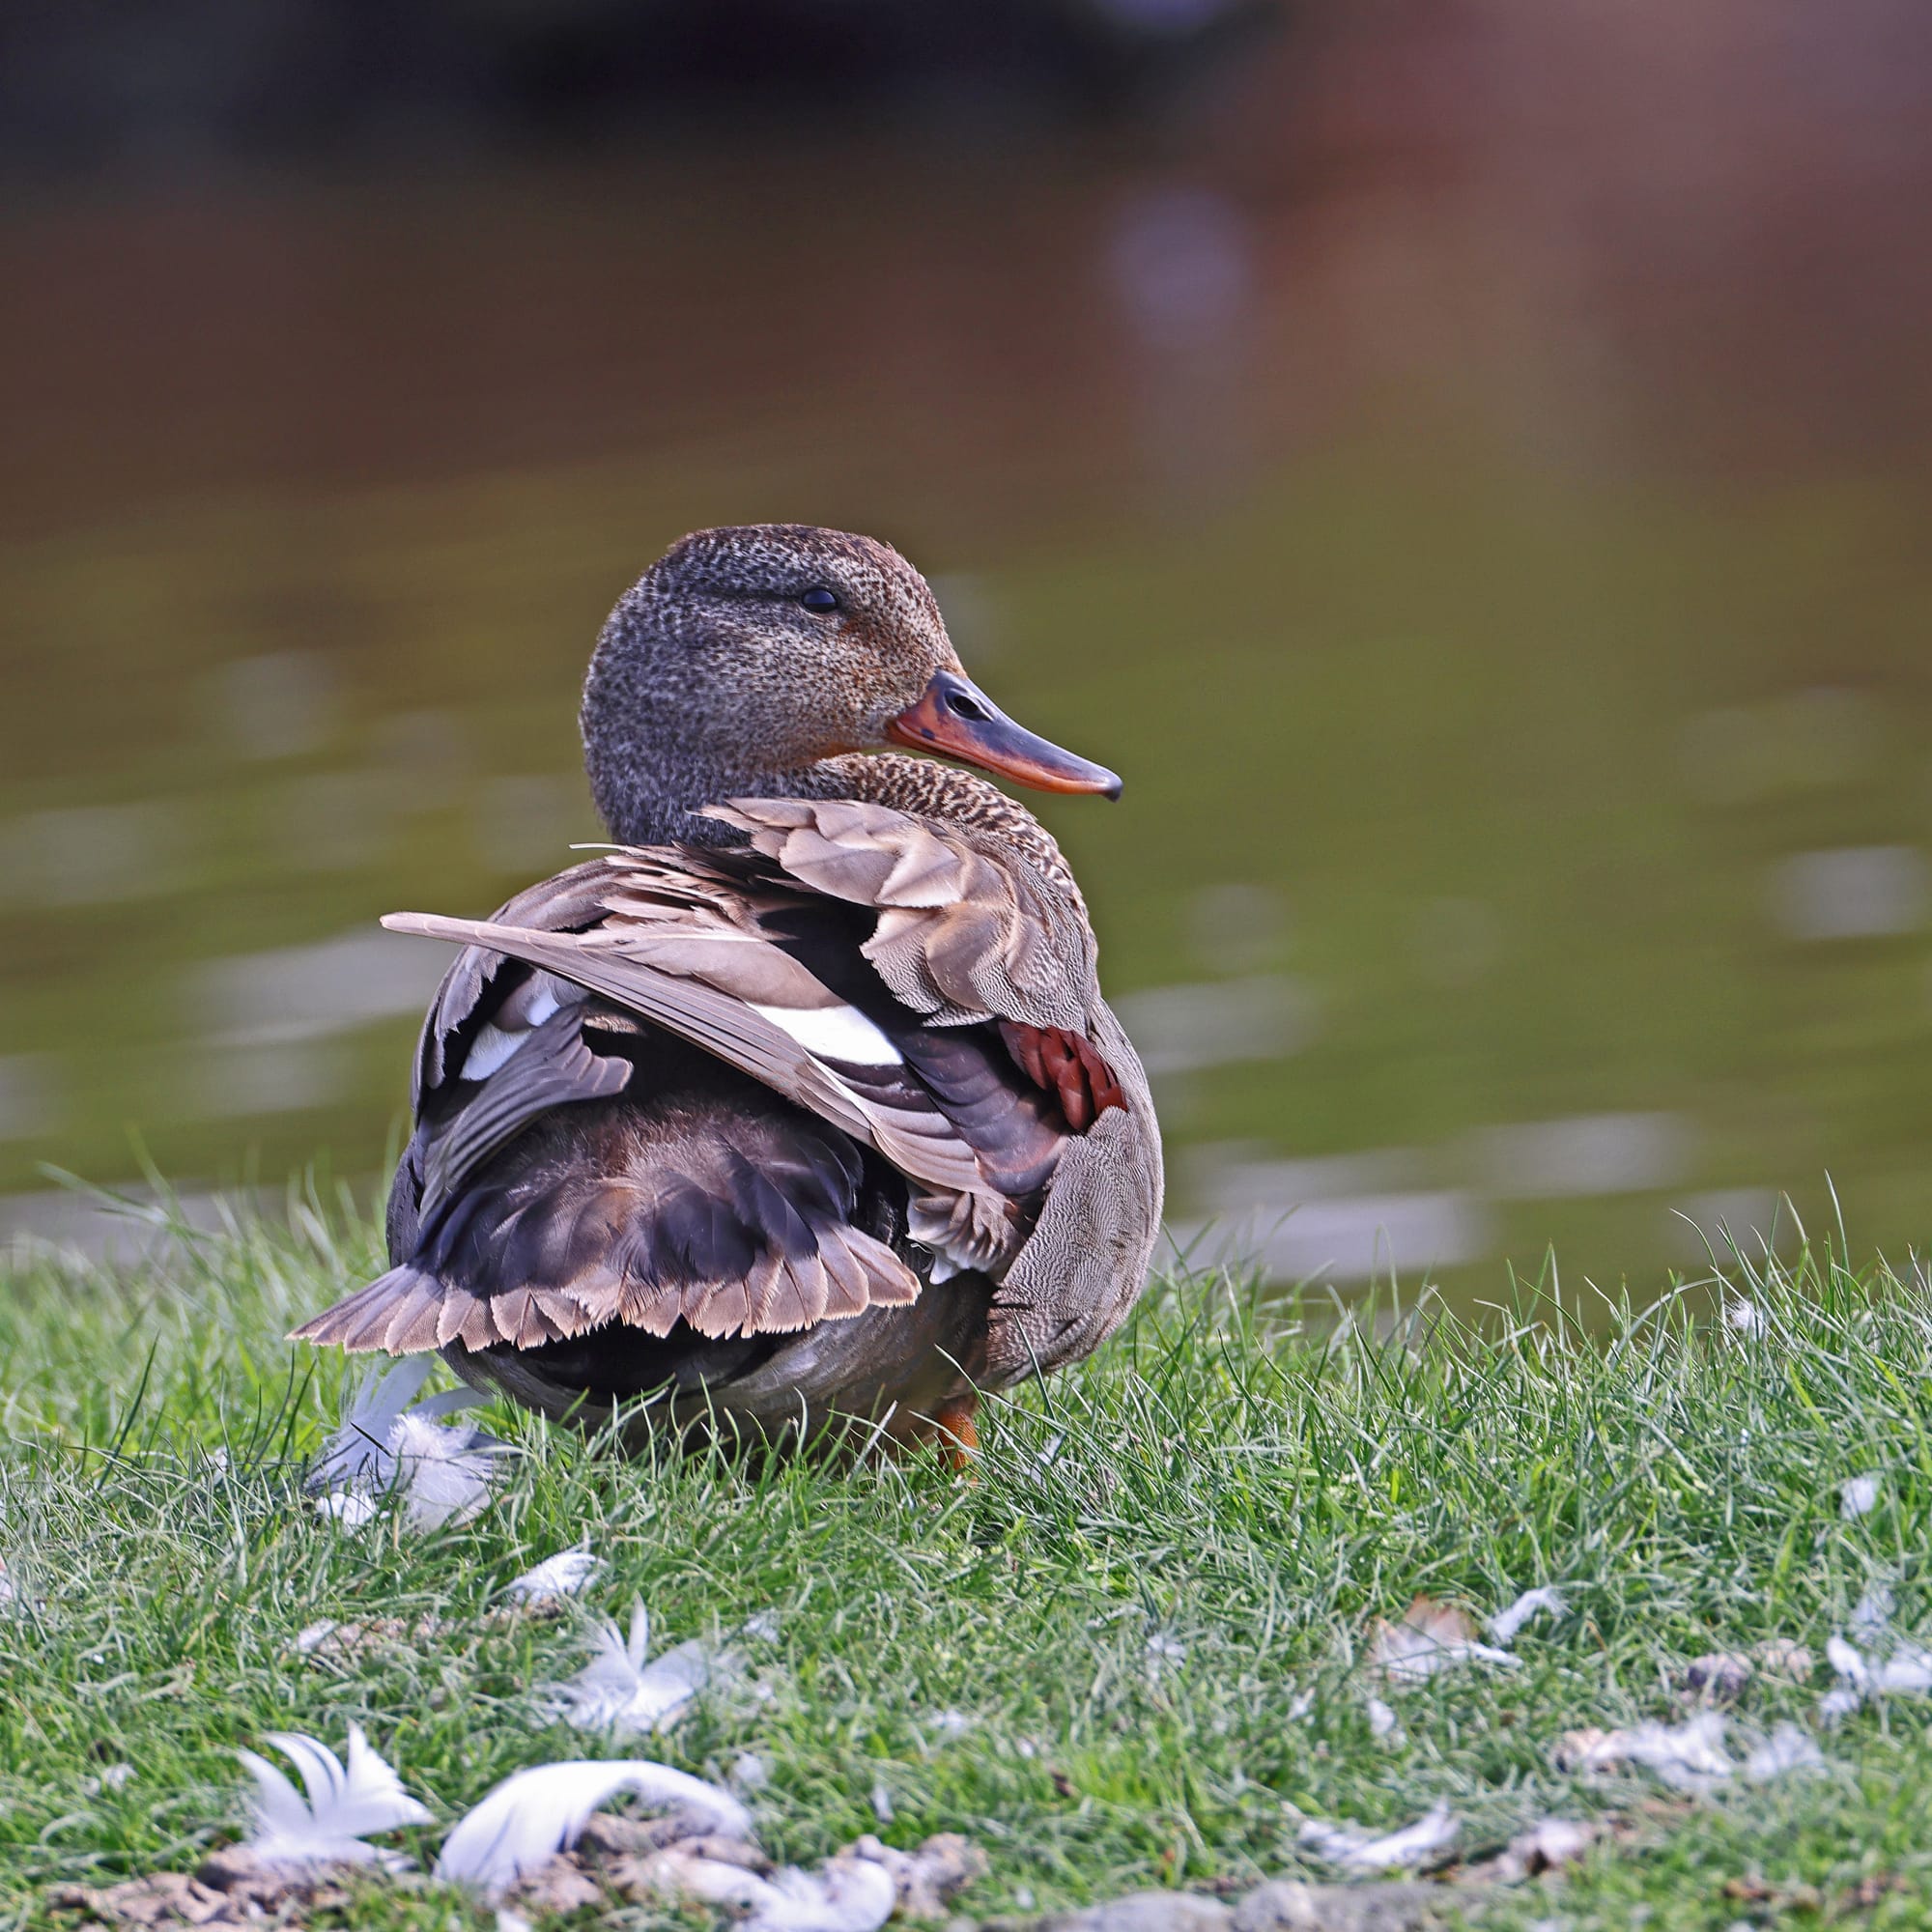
(0, 1, 1266, 178)
(4, 0, 1930, 1302)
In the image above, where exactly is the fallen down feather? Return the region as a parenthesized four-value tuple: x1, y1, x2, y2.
(1488, 1584, 1567, 1644)
(310, 1357, 474, 1492)
(1490, 1816, 1595, 1881)
(1743, 1722, 1826, 1781)
(1826, 1631, 1932, 1697)
(638, 1848, 899, 1932)
(1851, 1583, 1895, 1634)
(506, 1547, 601, 1603)
(1369, 1597, 1521, 1683)
(1840, 1473, 1882, 1520)
(1297, 1802, 1460, 1872)
(1820, 1684, 1864, 1723)
(435, 1758, 751, 1893)
(1145, 1631, 1187, 1677)
(1723, 1296, 1768, 1338)
(236, 1725, 431, 1870)
(1556, 1712, 1734, 1791)
(310, 1357, 510, 1531)
(547, 1600, 732, 1735)
(739, 1856, 901, 1932)
(845, 1833, 986, 1921)
(389, 1409, 511, 1530)
(1551, 1719, 1824, 1795)
(315, 1491, 381, 1528)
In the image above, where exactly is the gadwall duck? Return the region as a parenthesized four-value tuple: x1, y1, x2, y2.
(294, 526, 1163, 1455)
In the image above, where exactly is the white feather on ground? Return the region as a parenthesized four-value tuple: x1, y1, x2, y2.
(1852, 1582, 1895, 1634)
(1144, 1632, 1187, 1678)
(1487, 1585, 1568, 1644)
(1840, 1473, 1882, 1520)
(314, 1491, 381, 1528)
(1557, 1712, 1735, 1791)
(1724, 1296, 1768, 1337)
(434, 1760, 751, 1893)
(387, 1410, 510, 1530)
(545, 1600, 733, 1735)
(1489, 1816, 1596, 1880)
(309, 1357, 464, 1491)
(1743, 1722, 1827, 1781)
(1297, 1802, 1460, 1872)
(1818, 1686, 1865, 1724)
(1826, 1631, 1932, 1697)
(1825, 1582, 1932, 1701)
(1368, 1598, 1521, 1683)
(637, 1849, 899, 1932)
(505, 1547, 601, 1604)
(309, 1358, 510, 1531)
(236, 1726, 432, 1870)
(719, 1858, 899, 1932)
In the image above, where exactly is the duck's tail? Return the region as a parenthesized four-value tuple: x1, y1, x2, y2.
(290, 1265, 450, 1354)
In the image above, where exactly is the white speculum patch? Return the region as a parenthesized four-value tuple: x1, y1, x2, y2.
(459, 976, 568, 1082)
(749, 1001, 904, 1065)
(459, 1022, 526, 1082)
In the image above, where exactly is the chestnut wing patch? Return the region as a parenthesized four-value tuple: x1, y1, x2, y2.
(999, 1022, 1126, 1133)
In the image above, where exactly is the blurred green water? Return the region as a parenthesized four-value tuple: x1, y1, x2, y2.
(4, 437, 1927, 1301)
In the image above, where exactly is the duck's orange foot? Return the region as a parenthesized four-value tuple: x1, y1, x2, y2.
(931, 1393, 980, 1473)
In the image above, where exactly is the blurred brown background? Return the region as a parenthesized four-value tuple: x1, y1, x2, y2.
(4, 0, 1930, 1304)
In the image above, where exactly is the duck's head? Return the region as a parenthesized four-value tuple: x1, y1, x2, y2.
(582, 524, 1120, 843)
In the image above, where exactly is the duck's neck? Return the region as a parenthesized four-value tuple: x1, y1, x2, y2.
(587, 747, 845, 848)
(590, 743, 1083, 914)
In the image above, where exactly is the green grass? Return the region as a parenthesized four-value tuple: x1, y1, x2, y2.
(4, 1190, 1932, 1929)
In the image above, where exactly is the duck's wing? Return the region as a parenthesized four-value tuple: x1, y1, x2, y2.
(302, 798, 1155, 1370)
(393, 863, 634, 1227)
(703, 799, 1163, 1380)
(705, 796, 1097, 1031)
(299, 852, 953, 1356)
(387, 910, 1013, 1259)
(375, 828, 1075, 1272)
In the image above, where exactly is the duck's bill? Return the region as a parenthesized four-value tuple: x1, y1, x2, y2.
(887, 669, 1122, 798)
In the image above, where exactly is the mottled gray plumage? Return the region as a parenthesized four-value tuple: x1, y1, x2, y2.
(293, 524, 1163, 1452)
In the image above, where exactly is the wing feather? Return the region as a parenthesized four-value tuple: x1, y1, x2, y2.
(381, 911, 1002, 1216)
(305, 783, 1139, 1367)
(703, 798, 1094, 1028)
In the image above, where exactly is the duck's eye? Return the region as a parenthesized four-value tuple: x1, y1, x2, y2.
(799, 587, 839, 613)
